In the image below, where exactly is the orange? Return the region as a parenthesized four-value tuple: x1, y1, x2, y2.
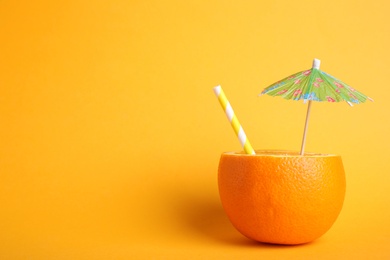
(218, 150, 346, 245)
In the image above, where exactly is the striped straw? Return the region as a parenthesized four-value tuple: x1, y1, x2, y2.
(213, 85, 255, 155)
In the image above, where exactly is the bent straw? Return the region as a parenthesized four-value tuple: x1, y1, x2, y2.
(213, 85, 255, 155)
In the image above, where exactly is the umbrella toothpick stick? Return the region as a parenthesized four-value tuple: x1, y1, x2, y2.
(300, 59, 320, 155)
(300, 100, 312, 155)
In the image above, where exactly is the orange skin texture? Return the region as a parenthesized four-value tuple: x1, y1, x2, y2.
(218, 150, 346, 245)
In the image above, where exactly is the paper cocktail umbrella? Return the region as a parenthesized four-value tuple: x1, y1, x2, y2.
(260, 59, 373, 155)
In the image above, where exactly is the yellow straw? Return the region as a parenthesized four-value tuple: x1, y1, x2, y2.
(213, 85, 255, 155)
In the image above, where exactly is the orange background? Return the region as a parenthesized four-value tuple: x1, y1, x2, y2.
(0, 0, 389, 259)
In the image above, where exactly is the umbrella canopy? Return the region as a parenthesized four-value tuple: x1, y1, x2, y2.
(260, 59, 373, 106)
(260, 59, 372, 155)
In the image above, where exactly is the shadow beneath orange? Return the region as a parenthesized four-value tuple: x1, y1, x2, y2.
(175, 195, 251, 246)
(174, 191, 306, 248)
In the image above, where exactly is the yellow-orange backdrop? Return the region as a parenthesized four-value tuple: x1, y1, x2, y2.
(0, 0, 389, 259)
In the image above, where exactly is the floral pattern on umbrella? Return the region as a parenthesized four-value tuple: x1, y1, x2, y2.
(260, 66, 373, 105)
